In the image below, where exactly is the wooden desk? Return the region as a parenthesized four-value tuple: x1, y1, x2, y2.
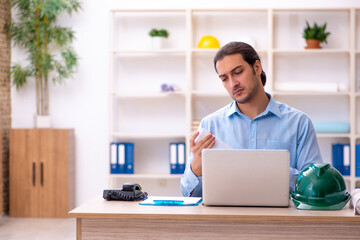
(69, 197, 360, 240)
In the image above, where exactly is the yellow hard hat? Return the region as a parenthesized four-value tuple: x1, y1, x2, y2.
(197, 35, 220, 48)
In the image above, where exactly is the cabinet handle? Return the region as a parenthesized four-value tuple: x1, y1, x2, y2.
(40, 162, 44, 186)
(32, 162, 36, 186)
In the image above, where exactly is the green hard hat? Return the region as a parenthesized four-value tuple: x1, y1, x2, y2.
(291, 163, 350, 210)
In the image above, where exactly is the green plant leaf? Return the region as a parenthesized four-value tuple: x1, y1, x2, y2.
(10, 0, 31, 14)
(302, 21, 331, 43)
(10, 64, 32, 89)
(50, 26, 75, 46)
(149, 28, 158, 37)
(149, 28, 169, 38)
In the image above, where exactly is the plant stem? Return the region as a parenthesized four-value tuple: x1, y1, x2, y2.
(44, 14, 49, 115)
(36, 7, 42, 115)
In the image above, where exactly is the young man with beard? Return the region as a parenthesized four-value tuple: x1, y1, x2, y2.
(181, 41, 323, 197)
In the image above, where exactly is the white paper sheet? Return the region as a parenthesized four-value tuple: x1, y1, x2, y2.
(194, 128, 231, 150)
(350, 188, 360, 215)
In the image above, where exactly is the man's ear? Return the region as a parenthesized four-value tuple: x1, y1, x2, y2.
(253, 60, 262, 76)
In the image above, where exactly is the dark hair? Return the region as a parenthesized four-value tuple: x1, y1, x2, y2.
(214, 41, 266, 86)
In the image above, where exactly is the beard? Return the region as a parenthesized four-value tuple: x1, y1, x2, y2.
(232, 77, 260, 104)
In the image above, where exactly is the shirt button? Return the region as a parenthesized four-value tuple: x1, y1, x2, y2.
(251, 139, 254, 142)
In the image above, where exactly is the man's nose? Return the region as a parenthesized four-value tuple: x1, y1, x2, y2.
(229, 76, 239, 89)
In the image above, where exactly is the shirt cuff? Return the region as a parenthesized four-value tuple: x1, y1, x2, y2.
(181, 166, 200, 197)
(289, 167, 300, 193)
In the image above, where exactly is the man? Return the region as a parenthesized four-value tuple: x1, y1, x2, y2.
(181, 41, 323, 197)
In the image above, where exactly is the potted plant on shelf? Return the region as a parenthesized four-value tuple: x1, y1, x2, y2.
(148, 28, 169, 49)
(6, 0, 81, 128)
(303, 21, 331, 49)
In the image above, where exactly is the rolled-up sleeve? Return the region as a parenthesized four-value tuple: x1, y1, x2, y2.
(290, 115, 323, 192)
(180, 152, 202, 197)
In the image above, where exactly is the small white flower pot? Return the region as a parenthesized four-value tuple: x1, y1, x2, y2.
(151, 37, 164, 49)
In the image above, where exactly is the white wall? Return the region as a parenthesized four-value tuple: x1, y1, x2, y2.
(11, 0, 360, 206)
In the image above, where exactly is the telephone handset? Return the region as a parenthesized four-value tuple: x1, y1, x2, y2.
(103, 182, 148, 201)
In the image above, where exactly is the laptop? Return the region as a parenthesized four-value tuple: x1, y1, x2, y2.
(202, 149, 290, 207)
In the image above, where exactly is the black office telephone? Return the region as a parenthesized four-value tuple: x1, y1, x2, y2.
(103, 183, 148, 201)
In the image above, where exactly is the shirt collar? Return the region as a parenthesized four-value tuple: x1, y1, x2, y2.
(225, 101, 240, 118)
(260, 93, 282, 118)
(225, 93, 282, 119)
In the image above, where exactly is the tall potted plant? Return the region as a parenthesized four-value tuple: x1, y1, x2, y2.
(6, 0, 81, 127)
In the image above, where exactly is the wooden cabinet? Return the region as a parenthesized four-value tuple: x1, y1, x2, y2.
(0, 116, 2, 215)
(9, 129, 75, 217)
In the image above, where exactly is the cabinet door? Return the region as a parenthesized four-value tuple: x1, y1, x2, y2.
(9, 129, 39, 217)
(38, 129, 71, 217)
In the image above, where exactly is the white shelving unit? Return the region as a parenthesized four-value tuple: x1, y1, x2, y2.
(109, 8, 360, 196)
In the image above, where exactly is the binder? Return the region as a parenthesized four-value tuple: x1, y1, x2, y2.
(169, 143, 177, 174)
(125, 143, 134, 174)
(177, 142, 185, 174)
(332, 143, 351, 176)
(356, 144, 360, 177)
(343, 144, 350, 176)
(117, 143, 126, 174)
(110, 142, 118, 174)
(332, 144, 344, 174)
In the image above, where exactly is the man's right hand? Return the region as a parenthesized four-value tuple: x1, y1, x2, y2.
(190, 131, 215, 177)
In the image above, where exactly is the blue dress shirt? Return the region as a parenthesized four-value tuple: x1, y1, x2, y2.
(181, 93, 323, 197)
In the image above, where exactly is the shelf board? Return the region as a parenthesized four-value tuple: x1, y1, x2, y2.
(192, 48, 267, 55)
(192, 91, 230, 97)
(112, 91, 186, 99)
(273, 49, 349, 54)
(316, 133, 350, 138)
(191, 48, 218, 54)
(192, 8, 268, 13)
(112, 9, 186, 13)
(272, 91, 350, 96)
(111, 49, 186, 56)
(109, 173, 182, 179)
(111, 132, 186, 139)
(273, 8, 351, 12)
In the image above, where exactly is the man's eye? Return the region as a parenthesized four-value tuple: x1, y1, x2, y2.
(234, 71, 242, 75)
(220, 77, 227, 82)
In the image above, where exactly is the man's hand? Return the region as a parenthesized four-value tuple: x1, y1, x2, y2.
(190, 131, 215, 176)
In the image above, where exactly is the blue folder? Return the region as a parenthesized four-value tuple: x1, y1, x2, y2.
(332, 143, 350, 176)
(177, 142, 186, 174)
(125, 143, 134, 174)
(332, 144, 344, 174)
(110, 142, 118, 174)
(169, 143, 178, 174)
(356, 145, 360, 177)
(117, 143, 126, 174)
